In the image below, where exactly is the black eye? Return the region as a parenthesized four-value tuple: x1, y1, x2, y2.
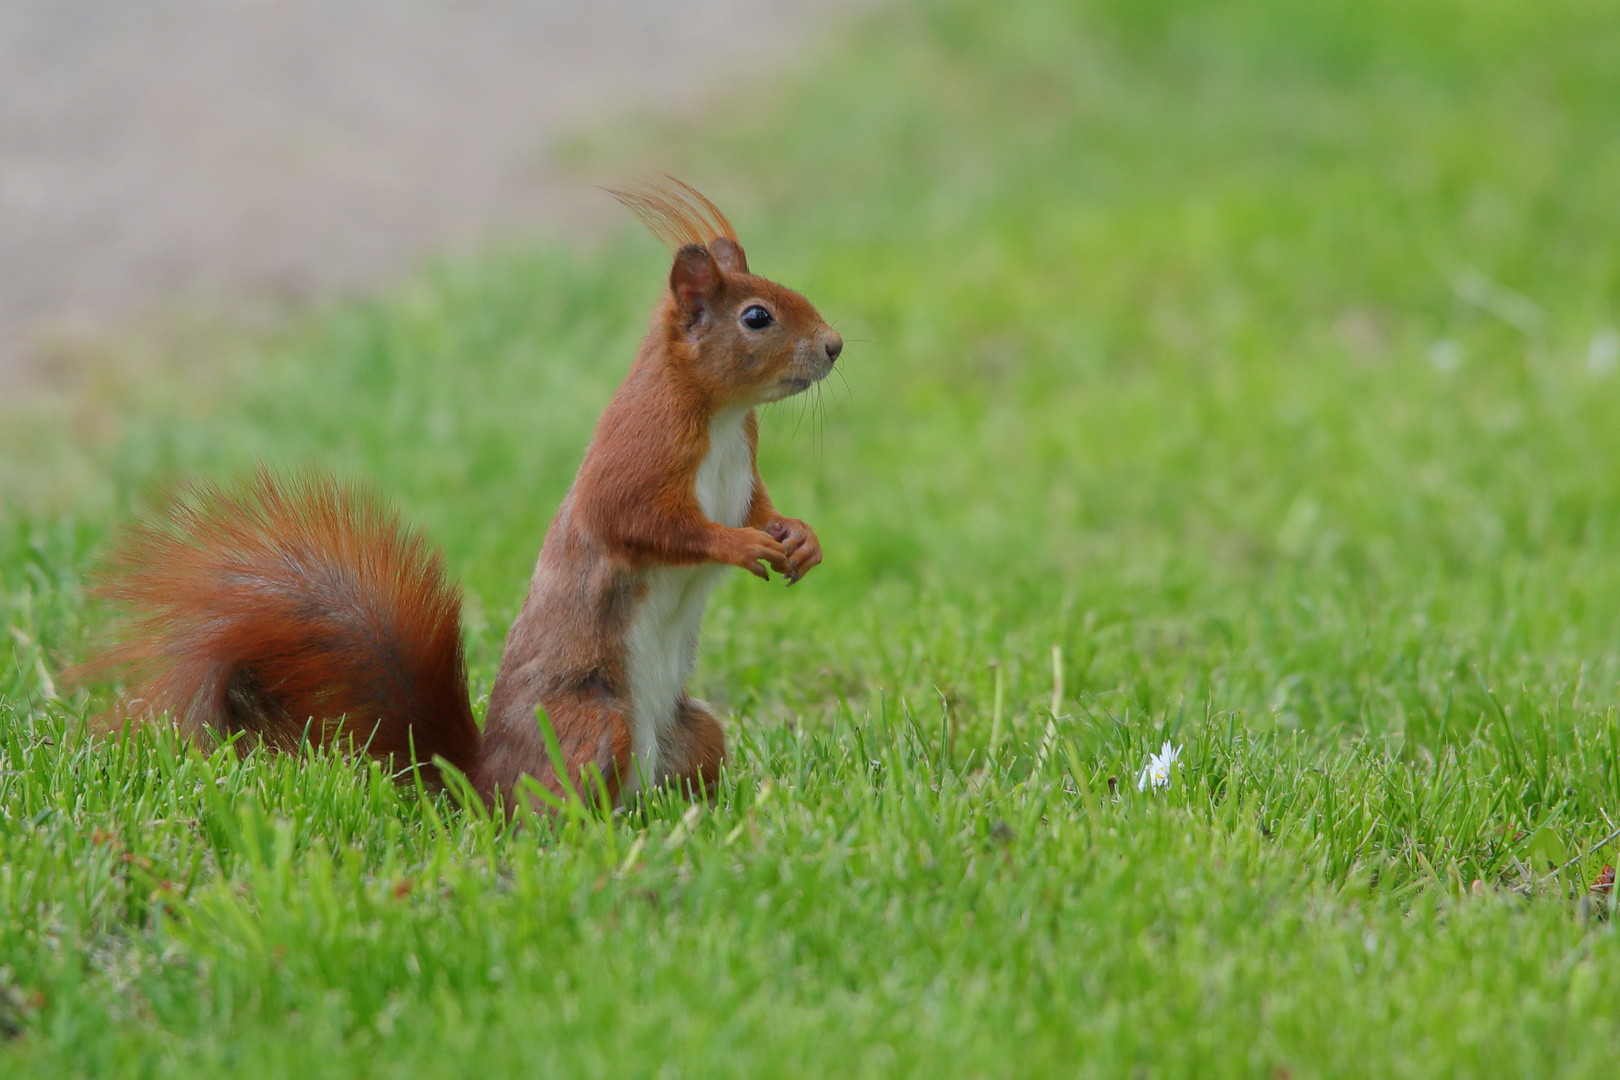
(740, 305, 774, 330)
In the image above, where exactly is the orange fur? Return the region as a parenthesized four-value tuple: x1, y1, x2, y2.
(79, 469, 479, 789)
(83, 179, 843, 814)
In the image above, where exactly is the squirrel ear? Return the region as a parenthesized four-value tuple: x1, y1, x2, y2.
(669, 244, 721, 318)
(708, 238, 748, 275)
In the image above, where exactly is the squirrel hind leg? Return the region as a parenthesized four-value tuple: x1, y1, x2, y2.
(662, 696, 726, 800)
(479, 692, 636, 814)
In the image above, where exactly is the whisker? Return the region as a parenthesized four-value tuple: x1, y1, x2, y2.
(834, 365, 854, 406)
(817, 383, 830, 457)
(790, 388, 810, 443)
(811, 383, 824, 458)
(759, 400, 786, 447)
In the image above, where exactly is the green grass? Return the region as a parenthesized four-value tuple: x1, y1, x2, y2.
(7, 0, 1620, 1074)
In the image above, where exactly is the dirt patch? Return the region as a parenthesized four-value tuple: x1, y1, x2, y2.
(0, 0, 864, 389)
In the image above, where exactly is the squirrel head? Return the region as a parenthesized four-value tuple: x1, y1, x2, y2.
(608, 177, 843, 408)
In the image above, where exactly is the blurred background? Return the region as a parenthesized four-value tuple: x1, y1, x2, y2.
(0, 0, 864, 389)
(8, 5, 1620, 1068)
(5, 0, 1620, 741)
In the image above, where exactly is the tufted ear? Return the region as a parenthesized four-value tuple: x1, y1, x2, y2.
(669, 244, 722, 321)
(708, 237, 749, 275)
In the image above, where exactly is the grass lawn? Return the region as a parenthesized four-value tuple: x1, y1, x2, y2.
(7, 0, 1620, 1074)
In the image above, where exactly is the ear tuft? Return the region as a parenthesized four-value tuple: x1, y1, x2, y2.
(605, 175, 740, 251)
(669, 244, 720, 317)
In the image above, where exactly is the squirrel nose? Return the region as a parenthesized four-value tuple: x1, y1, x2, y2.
(825, 335, 843, 363)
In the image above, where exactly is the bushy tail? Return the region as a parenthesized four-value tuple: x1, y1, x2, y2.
(81, 468, 481, 788)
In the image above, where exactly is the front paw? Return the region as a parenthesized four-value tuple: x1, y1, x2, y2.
(764, 518, 822, 584)
(719, 528, 792, 581)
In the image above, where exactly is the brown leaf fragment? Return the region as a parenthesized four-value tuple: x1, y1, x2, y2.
(1589, 865, 1614, 901)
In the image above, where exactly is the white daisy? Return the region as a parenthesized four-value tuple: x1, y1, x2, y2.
(1136, 740, 1182, 792)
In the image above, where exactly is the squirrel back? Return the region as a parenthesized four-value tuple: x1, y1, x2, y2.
(83, 469, 480, 789)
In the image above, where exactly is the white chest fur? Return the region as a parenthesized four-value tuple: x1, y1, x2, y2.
(622, 406, 754, 798)
(692, 405, 755, 529)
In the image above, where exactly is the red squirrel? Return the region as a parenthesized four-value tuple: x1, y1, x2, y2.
(85, 177, 843, 811)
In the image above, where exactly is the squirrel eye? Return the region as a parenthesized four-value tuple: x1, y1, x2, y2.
(740, 305, 774, 330)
